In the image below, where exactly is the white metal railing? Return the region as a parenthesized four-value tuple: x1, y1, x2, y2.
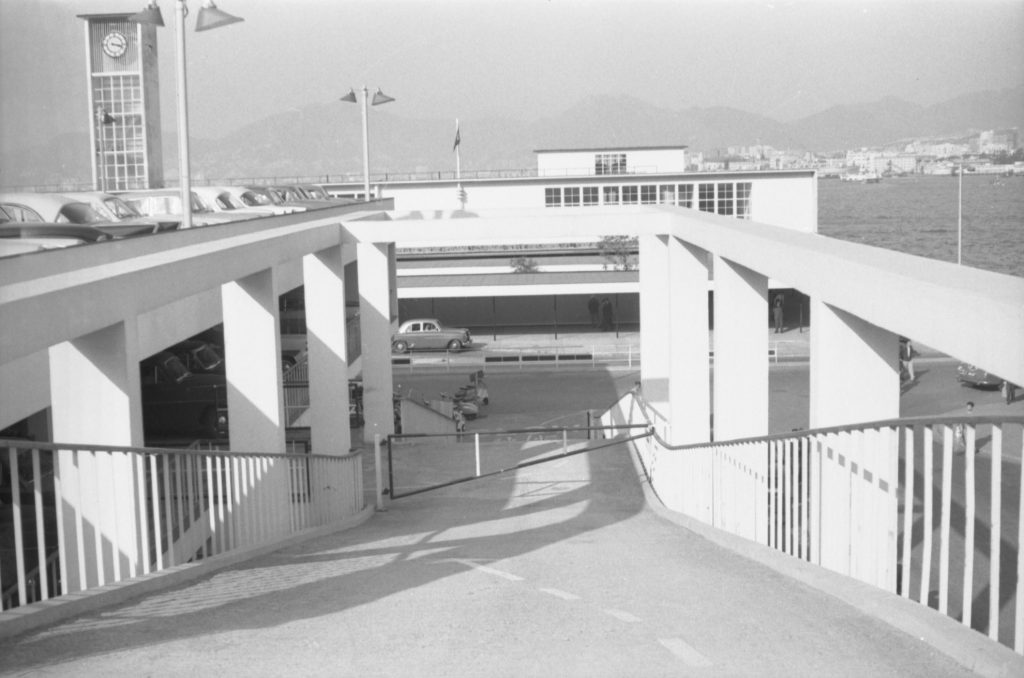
(1, 440, 363, 612)
(602, 389, 1024, 654)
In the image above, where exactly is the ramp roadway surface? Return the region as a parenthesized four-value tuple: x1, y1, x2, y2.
(0, 440, 984, 677)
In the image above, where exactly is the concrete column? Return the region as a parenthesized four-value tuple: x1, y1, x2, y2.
(222, 268, 285, 454)
(358, 242, 395, 442)
(809, 300, 900, 428)
(639, 234, 671, 414)
(49, 320, 143, 592)
(388, 242, 399, 333)
(713, 256, 769, 441)
(667, 237, 711, 445)
(303, 245, 351, 455)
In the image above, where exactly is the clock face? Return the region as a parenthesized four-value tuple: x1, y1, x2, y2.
(102, 31, 128, 58)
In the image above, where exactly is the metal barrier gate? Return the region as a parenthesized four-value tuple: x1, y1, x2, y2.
(386, 424, 651, 500)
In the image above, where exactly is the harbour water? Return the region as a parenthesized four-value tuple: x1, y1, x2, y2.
(818, 174, 1024, 279)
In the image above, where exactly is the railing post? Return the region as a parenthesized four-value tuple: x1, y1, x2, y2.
(475, 433, 481, 477)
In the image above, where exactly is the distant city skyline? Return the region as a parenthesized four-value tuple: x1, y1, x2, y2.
(1, 0, 1022, 157)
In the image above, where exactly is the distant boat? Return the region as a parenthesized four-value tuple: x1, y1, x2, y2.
(840, 172, 881, 183)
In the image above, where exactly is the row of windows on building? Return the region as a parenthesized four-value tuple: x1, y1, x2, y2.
(93, 74, 149, 190)
(544, 181, 753, 218)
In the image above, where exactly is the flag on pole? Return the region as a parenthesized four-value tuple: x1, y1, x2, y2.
(453, 122, 461, 151)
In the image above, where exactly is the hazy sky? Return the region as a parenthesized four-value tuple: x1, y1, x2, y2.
(1, 0, 1022, 151)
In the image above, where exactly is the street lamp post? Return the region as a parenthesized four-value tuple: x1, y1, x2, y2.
(957, 155, 964, 265)
(131, 1, 242, 230)
(340, 87, 395, 201)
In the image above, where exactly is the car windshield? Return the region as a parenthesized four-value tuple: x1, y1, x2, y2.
(160, 355, 192, 383)
(191, 344, 223, 370)
(238, 191, 264, 207)
(213, 193, 237, 210)
(57, 203, 105, 224)
(191, 194, 214, 213)
(104, 196, 143, 219)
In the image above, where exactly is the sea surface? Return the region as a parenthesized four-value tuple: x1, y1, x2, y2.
(817, 174, 1024, 279)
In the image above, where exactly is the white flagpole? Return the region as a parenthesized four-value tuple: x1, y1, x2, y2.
(455, 118, 465, 209)
(455, 118, 462, 180)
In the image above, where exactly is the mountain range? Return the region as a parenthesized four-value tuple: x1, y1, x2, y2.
(2, 84, 1021, 189)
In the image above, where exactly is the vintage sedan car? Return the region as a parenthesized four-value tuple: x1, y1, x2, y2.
(120, 188, 251, 227)
(191, 186, 277, 218)
(220, 186, 305, 215)
(391, 318, 471, 353)
(62, 191, 178, 236)
(0, 192, 121, 230)
(956, 363, 1003, 388)
(0, 220, 115, 257)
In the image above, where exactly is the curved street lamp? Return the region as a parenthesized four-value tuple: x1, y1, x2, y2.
(130, 1, 243, 230)
(340, 87, 395, 201)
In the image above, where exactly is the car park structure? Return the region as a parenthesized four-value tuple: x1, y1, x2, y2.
(1, 156, 1023, 667)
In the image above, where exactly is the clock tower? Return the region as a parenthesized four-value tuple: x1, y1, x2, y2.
(78, 13, 164, 191)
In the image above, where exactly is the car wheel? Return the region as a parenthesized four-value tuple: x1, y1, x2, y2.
(447, 339, 462, 351)
(393, 340, 408, 354)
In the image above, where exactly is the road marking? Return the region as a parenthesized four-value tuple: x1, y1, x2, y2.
(604, 608, 641, 623)
(539, 588, 579, 600)
(659, 638, 713, 667)
(448, 558, 523, 581)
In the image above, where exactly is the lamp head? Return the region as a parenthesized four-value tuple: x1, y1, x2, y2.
(339, 89, 358, 104)
(129, 1, 165, 27)
(371, 88, 395, 106)
(195, 1, 244, 32)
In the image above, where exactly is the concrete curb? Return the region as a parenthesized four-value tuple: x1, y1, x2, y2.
(622, 442, 1024, 678)
(0, 504, 376, 642)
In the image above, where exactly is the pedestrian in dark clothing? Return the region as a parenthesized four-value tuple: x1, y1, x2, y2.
(600, 297, 614, 331)
(772, 295, 784, 333)
(587, 295, 600, 328)
(1003, 380, 1017, 404)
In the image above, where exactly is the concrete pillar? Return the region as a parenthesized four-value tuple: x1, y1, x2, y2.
(49, 321, 143, 592)
(303, 245, 351, 455)
(809, 300, 900, 428)
(639, 234, 671, 414)
(667, 237, 711, 445)
(358, 242, 395, 442)
(713, 256, 769, 441)
(222, 268, 285, 454)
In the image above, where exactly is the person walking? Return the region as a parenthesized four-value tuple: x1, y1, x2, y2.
(1003, 380, 1017, 404)
(599, 297, 614, 331)
(899, 337, 916, 382)
(772, 295, 784, 334)
(955, 401, 974, 451)
(587, 295, 600, 328)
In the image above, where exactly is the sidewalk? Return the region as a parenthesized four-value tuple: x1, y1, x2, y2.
(478, 326, 813, 360)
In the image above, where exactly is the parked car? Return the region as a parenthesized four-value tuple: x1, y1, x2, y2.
(262, 185, 336, 211)
(391, 318, 472, 353)
(220, 186, 305, 215)
(171, 339, 224, 374)
(0, 206, 115, 256)
(1, 192, 101, 224)
(191, 186, 277, 218)
(957, 363, 1003, 388)
(119, 188, 250, 227)
(140, 350, 228, 439)
(61, 191, 178, 236)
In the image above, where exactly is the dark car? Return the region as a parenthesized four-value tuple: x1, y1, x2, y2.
(391, 318, 472, 354)
(956, 363, 1003, 388)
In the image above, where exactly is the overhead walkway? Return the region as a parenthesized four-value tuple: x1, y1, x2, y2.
(2, 437, 1014, 677)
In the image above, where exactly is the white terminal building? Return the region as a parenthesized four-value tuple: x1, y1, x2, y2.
(322, 146, 817, 331)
